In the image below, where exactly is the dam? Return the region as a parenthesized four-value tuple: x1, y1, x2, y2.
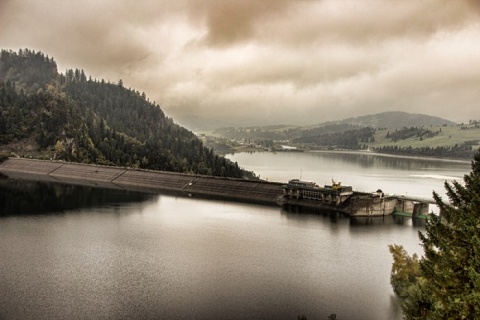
(0, 157, 432, 217)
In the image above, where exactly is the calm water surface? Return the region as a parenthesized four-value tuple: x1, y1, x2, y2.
(0, 152, 472, 320)
(227, 151, 470, 199)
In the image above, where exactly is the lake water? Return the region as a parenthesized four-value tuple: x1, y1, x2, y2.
(227, 151, 470, 200)
(0, 152, 472, 320)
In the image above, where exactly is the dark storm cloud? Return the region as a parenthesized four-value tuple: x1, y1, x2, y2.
(1, 0, 480, 129)
(185, 0, 294, 47)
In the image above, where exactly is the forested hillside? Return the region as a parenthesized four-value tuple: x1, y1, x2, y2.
(292, 124, 375, 149)
(212, 123, 376, 151)
(0, 49, 253, 179)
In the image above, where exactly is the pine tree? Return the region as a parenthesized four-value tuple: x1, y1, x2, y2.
(402, 149, 480, 319)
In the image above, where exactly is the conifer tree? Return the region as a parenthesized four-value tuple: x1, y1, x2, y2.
(402, 149, 480, 319)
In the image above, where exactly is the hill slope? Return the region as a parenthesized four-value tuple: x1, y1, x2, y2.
(0, 49, 253, 179)
(335, 111, 456, 129)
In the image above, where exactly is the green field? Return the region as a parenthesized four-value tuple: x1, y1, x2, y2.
(367, 124, 480, 149)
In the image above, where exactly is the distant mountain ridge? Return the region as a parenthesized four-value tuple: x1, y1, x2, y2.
(330, 111, 456, 129)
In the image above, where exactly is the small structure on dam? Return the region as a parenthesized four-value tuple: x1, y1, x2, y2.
(283, 179, 353, 206)
(282, 178, 431, 217)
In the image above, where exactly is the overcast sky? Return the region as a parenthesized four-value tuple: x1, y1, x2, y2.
(1, 0, 480, 130)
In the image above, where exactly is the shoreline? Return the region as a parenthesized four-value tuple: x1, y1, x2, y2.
(306, 149, 472, 164)
(226, 148, 471, 164)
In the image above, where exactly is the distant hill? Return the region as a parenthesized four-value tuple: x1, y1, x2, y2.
(0, 49, 254, 179)
(330, 111, 456, 129)
(207, 112, 478, 160)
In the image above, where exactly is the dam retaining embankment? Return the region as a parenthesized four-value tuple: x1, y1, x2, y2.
(0, 158, 432, 217)
(0, 158, 284, 206)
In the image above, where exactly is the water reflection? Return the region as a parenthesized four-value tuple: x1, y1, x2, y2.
(227, 151, 471, 201)
(280, 204, 346, 223)
(0, 177, 152, 216)
(281, 203, 427, 229)
(312, 152, 465, 170)
(350, 215, 389, 226)
(229, 150, 469, 172)
(1, 178, 425, 320)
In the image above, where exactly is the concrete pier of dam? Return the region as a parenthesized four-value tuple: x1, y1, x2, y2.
(0, 158, 433, 217)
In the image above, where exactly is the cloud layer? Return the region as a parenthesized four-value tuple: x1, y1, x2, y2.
(1, 0, 480, 129)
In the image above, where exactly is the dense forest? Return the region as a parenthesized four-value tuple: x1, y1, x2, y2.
(373, 144, 475, 159)
(0, 49, 253, 179)
(292, 124, 375, 150)
(212, 124, 376, 150)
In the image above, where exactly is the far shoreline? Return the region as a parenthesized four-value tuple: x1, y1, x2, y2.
(307, 149, 472, 164)
(225, 148, 472, 164)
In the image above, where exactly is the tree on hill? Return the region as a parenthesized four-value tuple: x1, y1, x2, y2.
(389, 149, 480, 319)
(385, 126, 439, 142)
(0, 49, 57, 92)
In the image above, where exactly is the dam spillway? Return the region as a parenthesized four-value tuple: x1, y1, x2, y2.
(0, 158, 432, 217)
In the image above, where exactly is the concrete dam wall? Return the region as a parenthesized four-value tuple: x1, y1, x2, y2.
(0, 158, 431, 217)
(0, 158, 284, 206)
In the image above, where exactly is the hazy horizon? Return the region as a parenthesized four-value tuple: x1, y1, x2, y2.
(1, 0, 480, 130)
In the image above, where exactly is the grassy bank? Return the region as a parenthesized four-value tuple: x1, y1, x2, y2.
(368, 123, 480, 149)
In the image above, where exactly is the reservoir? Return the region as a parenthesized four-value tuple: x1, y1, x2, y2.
(0, 152, 471, 319)
(227, 151, 470, 200)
